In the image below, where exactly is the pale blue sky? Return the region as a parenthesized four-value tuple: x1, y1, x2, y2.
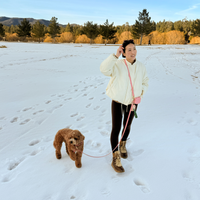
(1, 0, 200, 25)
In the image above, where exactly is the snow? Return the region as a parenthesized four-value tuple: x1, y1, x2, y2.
(0, 42, 200, 200)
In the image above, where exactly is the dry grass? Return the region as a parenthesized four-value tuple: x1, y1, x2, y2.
(0, 45, 7, 48)
(190, 36, 200, 44)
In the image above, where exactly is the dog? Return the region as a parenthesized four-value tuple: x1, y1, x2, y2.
(53, 128, 85, 168)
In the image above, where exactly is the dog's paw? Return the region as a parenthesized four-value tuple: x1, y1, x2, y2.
(56, 152, 62, 159)
(75, 162, 82, 168)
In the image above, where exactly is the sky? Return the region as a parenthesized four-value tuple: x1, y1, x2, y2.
(1, 0, 200, 25)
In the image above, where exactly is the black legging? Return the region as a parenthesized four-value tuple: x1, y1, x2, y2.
(110, 100, 138, 152)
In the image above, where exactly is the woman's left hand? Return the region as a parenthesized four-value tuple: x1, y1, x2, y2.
(132, 104, 136, 111)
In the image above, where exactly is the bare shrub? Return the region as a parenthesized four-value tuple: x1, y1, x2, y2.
(5, 33, 19, 41)
(75, 34, 90, 43)
(58, 32, 74, 43)
(190, 36, 200, 44)
(94, 35, 104, 44)
(166, 30, 185, 44)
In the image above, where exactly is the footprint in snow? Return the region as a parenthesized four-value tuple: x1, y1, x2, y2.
(7, 157, 25, 170)
(76, 116, 85, 121)
(1, 173, 16, 183)
(89, 97, 94, 100)
(64, 98, 72, 101)
(101, 188, 110, 196)
(100, 130, 109, 137)
(20, 119, 30, 125)
(187, 119, 198, 126)
(33, 110, 44, 115)
(70, 113, 78, 117)
(132, 149, 144, 157)
(22, 107, 32, 112)
(86, 103, 91, 108)
(94, 106, 100, 110)
(134, 178, 150, 193)
(85, 140, 101, 150)
(30, 147, 44, 156)
(29, 139, 40, 146)
(10, 117, 18, 123)
(47, 104, 63, 113)
(45, 100, 51, 104)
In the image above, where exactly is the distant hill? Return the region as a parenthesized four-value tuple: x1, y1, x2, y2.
(0, 16, 78, 27)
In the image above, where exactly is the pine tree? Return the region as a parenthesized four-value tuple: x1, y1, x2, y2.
(157, 20, 174, 32)
(32, 21, 45, 43)
(49, 17, 60, 43)
(191, 19, 200, 37)
(100, 19, 117, 45)
(131, 9, 154, 45)
(65, 23, 72, 32)
(82, 21, 99, 44)
(16, 18, 31, 40)
(0, 23, 5, 37)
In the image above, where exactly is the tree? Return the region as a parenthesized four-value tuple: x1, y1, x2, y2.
(100, 19, 117, 45)
(0, 23, 5, 37)
(72, 25, 82, 37)
(82, 21, 99, 44)
(191, 19, 200, 37)
(65, 23, 73, 32)
(16, 18, 31, 40)
(156, 20, 174, 32)
(49, 17, 60, 43)
(32, 21, 45, 43)
(131, 9, 154, 45)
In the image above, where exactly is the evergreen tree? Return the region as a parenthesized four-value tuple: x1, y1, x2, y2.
(16, 18, 31, 40)
(191, 19, 200, 37)
(100, 19, 117, 45)
(72, 25, 82, 37)
(156, 20, 174, 32)
(65, 23, 72, 32)
(174, 20, 183, 32)
(0, 23, 5, 37)
(49, 17, 60, 43)
(131, 9, 154, 45)
(82, 21, 99, 44)
(32, 21, 45, 43)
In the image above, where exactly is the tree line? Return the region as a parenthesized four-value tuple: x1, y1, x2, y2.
(0, 9, 200, 44)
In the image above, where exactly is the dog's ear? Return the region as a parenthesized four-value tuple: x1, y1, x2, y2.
(65, 129, 74, 140)
(80, 133, 85, 141)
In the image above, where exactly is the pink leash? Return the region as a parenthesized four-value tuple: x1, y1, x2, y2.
(73, 59, 136, 158)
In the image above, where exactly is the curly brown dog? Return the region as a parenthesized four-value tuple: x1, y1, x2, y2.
(53, 128, 85, 168)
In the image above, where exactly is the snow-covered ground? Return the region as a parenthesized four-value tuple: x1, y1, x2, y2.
(0, 42, 200, 200)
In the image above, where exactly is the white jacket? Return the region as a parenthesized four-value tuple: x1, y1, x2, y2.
(100, 54, 149, 105)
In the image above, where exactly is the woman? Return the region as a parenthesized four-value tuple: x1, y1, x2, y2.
(100, 40, 149, 173)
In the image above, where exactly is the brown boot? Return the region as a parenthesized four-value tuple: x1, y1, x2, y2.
(111, 151, 125, 173)
(119, 141, 128, 159)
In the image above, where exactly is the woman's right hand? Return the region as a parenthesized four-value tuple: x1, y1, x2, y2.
(116, 45, 124, 58)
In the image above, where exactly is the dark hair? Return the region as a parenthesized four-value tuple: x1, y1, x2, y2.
(122, 39, 135, 58)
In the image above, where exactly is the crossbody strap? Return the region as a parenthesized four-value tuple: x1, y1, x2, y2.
(124, 59, 134, 98)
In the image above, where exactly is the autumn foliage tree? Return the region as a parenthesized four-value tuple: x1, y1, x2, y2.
(100, 19, 117, 45)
